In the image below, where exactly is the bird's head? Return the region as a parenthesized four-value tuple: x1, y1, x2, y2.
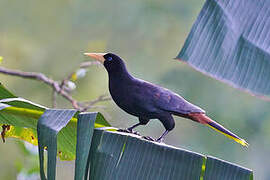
(84, 52, 127, 73)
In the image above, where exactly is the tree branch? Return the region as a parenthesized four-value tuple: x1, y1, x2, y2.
(0, 62, 111, 111)
(52, 90, 57, 108)
(78, 94, 111, 111)
(0, 67, 56, 87)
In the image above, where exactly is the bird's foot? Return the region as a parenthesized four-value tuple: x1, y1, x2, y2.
(117, 128, 140, 136)
(127, 128, 141, 135)
(142, 136, 155, 141)
(155, 130, 169, 143)
(155, 137, 164, 143)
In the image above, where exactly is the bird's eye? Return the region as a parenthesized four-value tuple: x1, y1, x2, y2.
(107, 56, 113, 61)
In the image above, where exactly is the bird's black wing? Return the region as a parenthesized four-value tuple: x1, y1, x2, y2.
(138, 80, 205, 115)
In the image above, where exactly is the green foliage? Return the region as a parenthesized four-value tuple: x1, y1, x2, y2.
(88, 130, 252, 180)
(1, 0, 266, 178)
(88, 129, 204, 180)
(204, 156, 253, 180)
(37, 109, 77, 180)
(74, 113, 97, 180)
(39, 111, 253, 180)
(178, 0, 270, 97)
(0, 83, 110, 160)
(34, 109, 253, 180)
(0, 83, 253, 179)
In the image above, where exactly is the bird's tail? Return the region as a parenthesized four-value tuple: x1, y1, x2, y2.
(188, 113, 249, 147)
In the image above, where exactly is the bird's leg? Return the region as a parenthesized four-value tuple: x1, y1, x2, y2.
(127, 122, 141, 135)
(117, 122, 142, 135)
(127, 122, 141, 132)
(156, 130, 169, 143)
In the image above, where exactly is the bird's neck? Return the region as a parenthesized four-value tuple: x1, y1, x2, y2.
(108, 68, 134, 82)
(107, 62, 134, 82)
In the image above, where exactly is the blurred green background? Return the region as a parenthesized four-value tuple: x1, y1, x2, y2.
(0, 0, 269, 179)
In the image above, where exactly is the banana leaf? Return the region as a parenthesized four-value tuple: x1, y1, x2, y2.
(204, 156, 253, 180)
(88, 129, 204, 180)
(177, 0, 270, 97)
(0, 83, 110, 160)
(35, 109, 253, 180)
(0, 83, 253, 179)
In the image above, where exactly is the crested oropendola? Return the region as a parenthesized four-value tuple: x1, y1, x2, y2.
(84, 52, 248, 146)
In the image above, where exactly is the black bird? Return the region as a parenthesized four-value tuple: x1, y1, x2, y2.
(85, 52, 248, 146)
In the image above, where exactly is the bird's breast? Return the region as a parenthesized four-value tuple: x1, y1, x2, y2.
(109, 80, 158, 117)
(109, 85, 137, 115)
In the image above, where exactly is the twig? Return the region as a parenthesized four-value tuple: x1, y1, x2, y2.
(52, 90, 57, 108)
(0, 66, 79, 108)
(59, 61, 101, 93)
(80, 94, 112, 106)
(0, 62, 111, 111)
(0, 67, 56, 88)
(78, 94, 112, 111)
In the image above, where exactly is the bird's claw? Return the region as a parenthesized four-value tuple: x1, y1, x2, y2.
(155, 137, 164, 143)
(117, 128, 140, 136)
(143, 136, 164, 143)
(142, 136, 155, 141)
(117, 128, 129, 133)
(132, 131, 140, 136)
(127, 128, 140, 135)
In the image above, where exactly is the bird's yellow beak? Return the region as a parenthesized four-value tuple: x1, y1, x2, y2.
(84, 53, 106, 64)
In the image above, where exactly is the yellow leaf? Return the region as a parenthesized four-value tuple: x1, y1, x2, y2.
(4, 125, 38, 146)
